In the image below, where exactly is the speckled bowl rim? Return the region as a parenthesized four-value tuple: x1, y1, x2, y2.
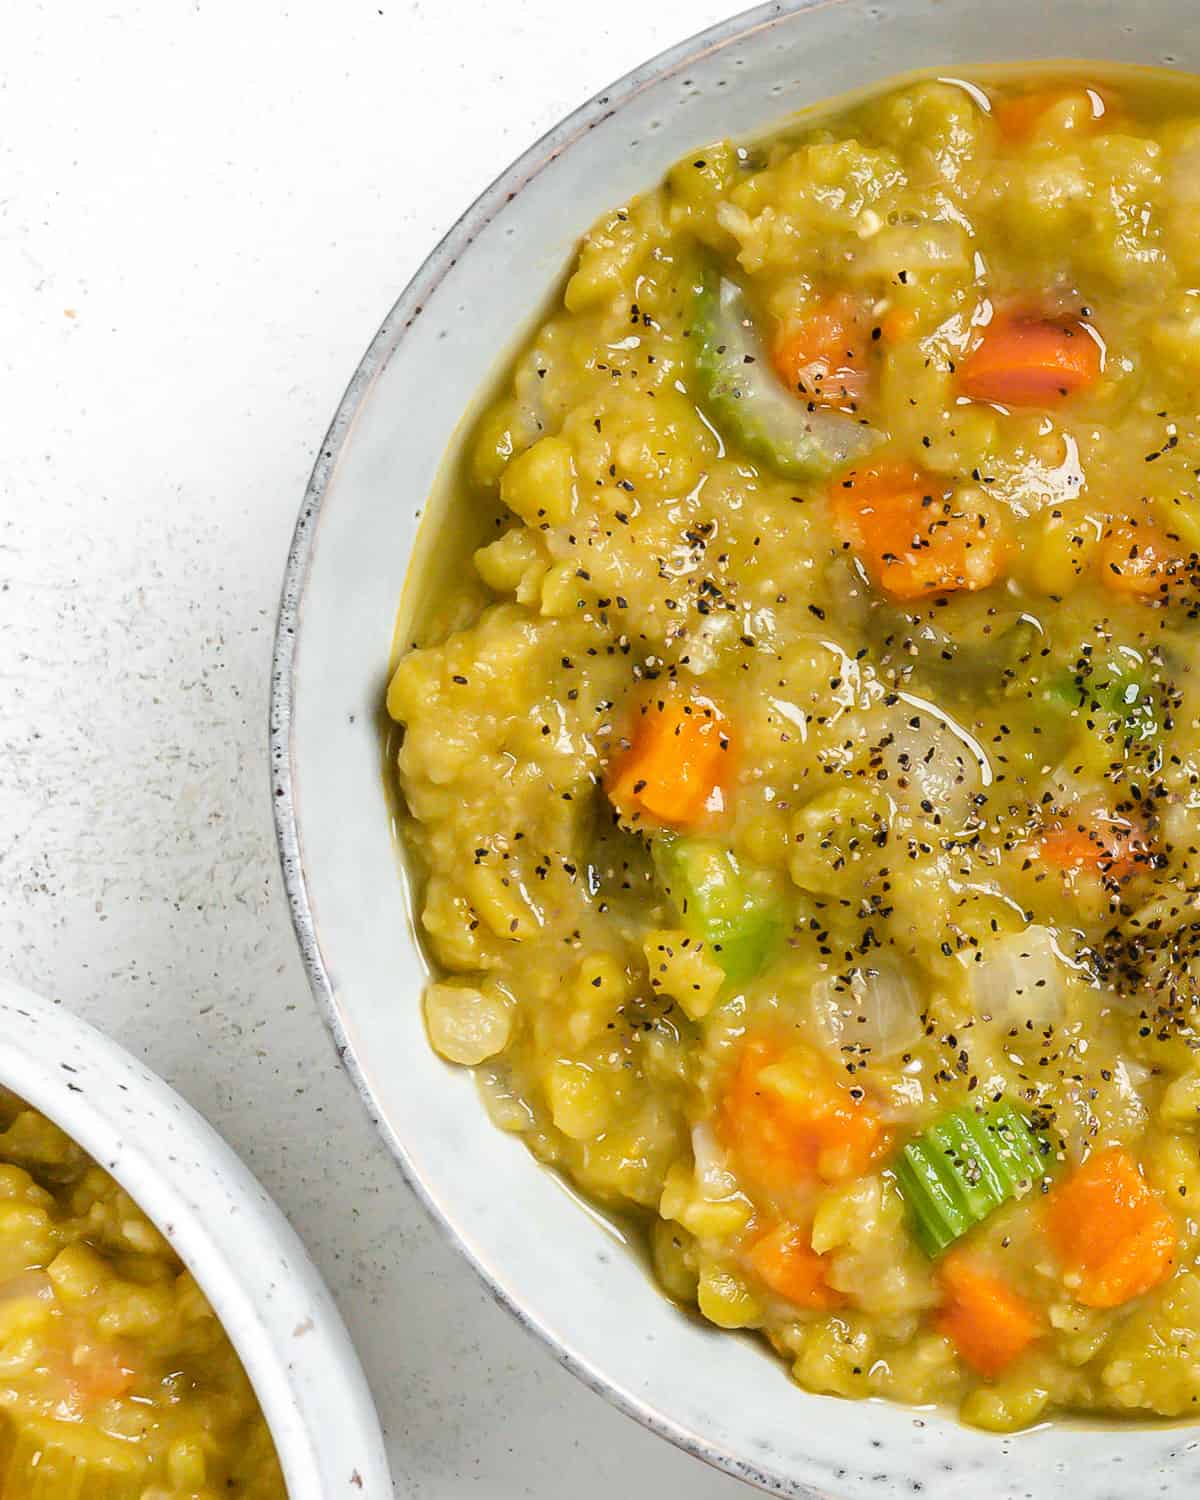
(269, 4, 1194, 1494)
(270, 5, 847, 1492)
(270, 2, 870, 1488)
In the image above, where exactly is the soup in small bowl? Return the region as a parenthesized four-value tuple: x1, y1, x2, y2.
(0, 977, 390, 1500)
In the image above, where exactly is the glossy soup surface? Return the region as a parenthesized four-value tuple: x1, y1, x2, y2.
(387, 68, 1200, 1431)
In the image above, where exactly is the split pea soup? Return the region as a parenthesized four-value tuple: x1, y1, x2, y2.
(0, 1092, 285, 1496)
(387, 66, 1200, 1431)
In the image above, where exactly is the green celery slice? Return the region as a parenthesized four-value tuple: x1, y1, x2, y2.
(984, 1098, 1047, 1184)
(653, 837, 784, 984)
(1042, 662, 1160, 746)
(892, 1140, 973, 1258)
(929, 1109, 1009, 1227)
(894, 1100, 1049, 1259)
(690, 265, 882, 481)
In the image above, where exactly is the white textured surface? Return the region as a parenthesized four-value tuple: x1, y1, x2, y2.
(2, 1, 744, 1495)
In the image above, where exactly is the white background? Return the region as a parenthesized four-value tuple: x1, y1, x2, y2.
(1, 1, 752, 1495)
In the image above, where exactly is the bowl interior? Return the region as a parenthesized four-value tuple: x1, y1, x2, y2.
(277, 3, 1200, 1496)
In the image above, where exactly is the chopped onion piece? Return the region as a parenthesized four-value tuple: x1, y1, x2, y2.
(1054, 1059, 1148, 1163)
(877, 1072, 925, 1124)
(871, 697, 984, 830)
(810, 961, 922, 1060)
(681, 611, 736, 676)
(1116, 1057, 1152, 1092)
(967, 925, 1067, 1029)
(512, 348, 550, 440)
(691, 1123, 739, 1201)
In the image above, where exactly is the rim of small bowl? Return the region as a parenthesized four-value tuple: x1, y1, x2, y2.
(0, 976, 392, 1500)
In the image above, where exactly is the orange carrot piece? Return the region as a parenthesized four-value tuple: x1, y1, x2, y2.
(772, 294, 870, 407)
(959, 312, 1102, 406)
(831, 464, 1005, 601)
(746, 1223, 844, 1309)
(1048, 1147, 1177, 1308)
(721, 1039, 886, 1197)
(607, 691, 732, 827)
(67, 1342, 140, 1404)
(992, 83, 1115, 143)
(1039, 815, 1149, 884)
(993, 91, 1063, 142)
(880, 306, 916, 344)
(936, 1254, 1041, 1377)
(1099, 520, 1189, 599)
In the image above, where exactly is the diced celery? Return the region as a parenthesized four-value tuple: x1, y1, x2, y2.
(691, 265, 881, 480)
(1041, 662, 1160, 746)
(893, 1100, 1049, 1258)
(653, 838, 785, 984)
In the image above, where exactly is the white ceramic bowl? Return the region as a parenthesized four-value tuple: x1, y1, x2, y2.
(0, 975, 391, 1500)
(272, 4, 1200, 1496)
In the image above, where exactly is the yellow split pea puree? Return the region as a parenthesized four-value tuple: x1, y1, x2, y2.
(387, 67, 1200, 1430)
(0, 1094, 284, 1497)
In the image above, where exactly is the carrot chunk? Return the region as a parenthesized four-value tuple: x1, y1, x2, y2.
(746, 1223, 844, 1309)
(832, 464, 1005, 600)
(721, 1038, 886, 1198)
(1048, 1147, 1177, 1308)
(936, 1254, 1040, 1377)
(879, 305, 916, 344)
(772, 293, 869, 408)
(607, 690, 731, 827)
(1039, 815, 1149, 884)
(959, 312, 1102, 406)
(992, 85, 1113, 143)
(64, 1340, 140, 1405)
(1099, 520, 1190, 599)
(994, 91, 1065, 143)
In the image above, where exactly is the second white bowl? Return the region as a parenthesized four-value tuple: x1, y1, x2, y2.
(0, 975, 391, 1500)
